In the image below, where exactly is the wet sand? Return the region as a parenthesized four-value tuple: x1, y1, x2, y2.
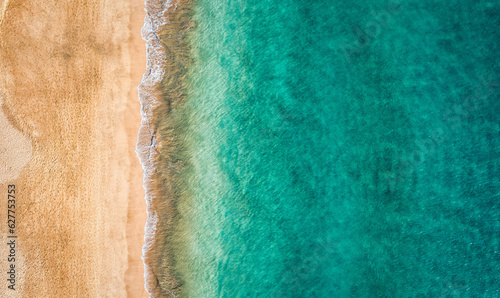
(0, 0, 146, 296)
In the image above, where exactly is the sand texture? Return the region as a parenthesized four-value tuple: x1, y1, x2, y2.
(0, 0, 146, 296)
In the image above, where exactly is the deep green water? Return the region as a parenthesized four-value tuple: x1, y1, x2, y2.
(166, 0, 499, 296)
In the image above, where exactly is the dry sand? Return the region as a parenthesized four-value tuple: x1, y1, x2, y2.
(0, 0, 147, 296)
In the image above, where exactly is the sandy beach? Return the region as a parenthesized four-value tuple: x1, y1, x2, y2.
(0, 0, 147, 296)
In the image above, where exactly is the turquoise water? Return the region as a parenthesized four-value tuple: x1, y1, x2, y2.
(159, 0, 499, 296)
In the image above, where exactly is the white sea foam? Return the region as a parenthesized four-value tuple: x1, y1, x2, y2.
(136, 0, 170, 295)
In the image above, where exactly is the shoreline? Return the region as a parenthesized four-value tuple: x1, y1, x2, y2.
(137, 0, 193, 296)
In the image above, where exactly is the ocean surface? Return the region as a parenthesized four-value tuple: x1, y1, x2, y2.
(138, 0, 500, 296)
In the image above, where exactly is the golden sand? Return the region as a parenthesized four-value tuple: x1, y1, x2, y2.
(0, 0, 147, 296)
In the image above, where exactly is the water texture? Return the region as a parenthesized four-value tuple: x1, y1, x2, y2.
(140, 0, 500, 296)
